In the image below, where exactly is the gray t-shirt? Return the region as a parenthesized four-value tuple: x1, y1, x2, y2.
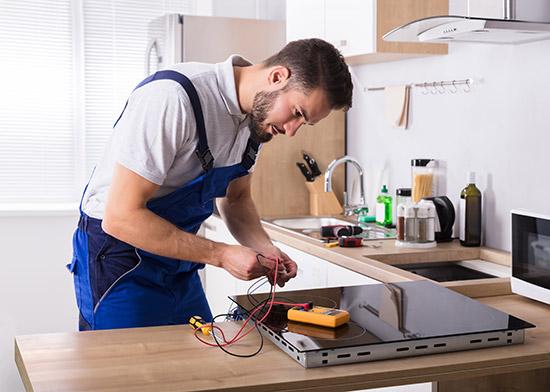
(82, 55, 255, 219)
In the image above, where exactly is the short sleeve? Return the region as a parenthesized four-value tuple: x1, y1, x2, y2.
(114, 81, 194, 185)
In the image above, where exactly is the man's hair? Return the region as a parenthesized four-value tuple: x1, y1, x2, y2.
(263, 38, 353, 111)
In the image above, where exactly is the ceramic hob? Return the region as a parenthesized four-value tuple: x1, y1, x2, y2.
(231, 280, 534, 368)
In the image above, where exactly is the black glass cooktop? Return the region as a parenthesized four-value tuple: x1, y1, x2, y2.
(231, 280, 534, 353)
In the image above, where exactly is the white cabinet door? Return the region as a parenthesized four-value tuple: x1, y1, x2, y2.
(272, 240, 328, 291)
(326, 261, 379, 287)
(273, 240, 380, 290)
(286, 0, 325, 42)
(286, 0, 376, 57)
(202, 216, 239, 245)
(202, 217, 243, 316)
(324, 0, 376, 56)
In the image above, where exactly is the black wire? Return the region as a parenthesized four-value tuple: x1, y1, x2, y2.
(247, 277, 270, 307)
(207, 254, 278, 358)
(210, 312, 265, 358)
(248, 276, 269, 295)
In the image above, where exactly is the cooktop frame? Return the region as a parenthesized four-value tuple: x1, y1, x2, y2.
(252, 322, 525, 368)
(230, 281, 534, 368)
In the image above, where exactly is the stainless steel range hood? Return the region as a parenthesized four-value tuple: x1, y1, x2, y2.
(384, 0, 550, 44)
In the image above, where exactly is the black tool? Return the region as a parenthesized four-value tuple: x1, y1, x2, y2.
(296, 162, 315, 182)
(302, 151, 322, 178)
(321, 225, 363, 238)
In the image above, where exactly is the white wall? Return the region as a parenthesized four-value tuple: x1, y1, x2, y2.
(0, 214, 79, 391)
(347, 39, 550, 251)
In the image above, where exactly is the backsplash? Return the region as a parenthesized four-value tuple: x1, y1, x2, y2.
(347, 40, 550, 251)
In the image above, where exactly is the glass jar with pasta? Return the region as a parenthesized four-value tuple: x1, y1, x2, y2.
(411, 159, 436, 203)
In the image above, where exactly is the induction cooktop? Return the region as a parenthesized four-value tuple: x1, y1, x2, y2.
(230, 280, 535, 368)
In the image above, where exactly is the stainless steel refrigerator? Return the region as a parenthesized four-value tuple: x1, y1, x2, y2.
(145, 14, 285, 75)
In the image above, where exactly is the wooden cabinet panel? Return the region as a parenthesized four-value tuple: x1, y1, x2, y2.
(376, 0, 448, 56)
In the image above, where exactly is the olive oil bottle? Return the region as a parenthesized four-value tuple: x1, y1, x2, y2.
(459, 172, 482, 247)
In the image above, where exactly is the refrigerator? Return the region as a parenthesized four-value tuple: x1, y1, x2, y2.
(145, 14, 286, 75)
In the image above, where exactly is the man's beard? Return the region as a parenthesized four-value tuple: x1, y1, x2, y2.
(249, 89, 281, 143)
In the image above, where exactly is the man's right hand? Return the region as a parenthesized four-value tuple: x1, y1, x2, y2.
(219, 244, 271, 281)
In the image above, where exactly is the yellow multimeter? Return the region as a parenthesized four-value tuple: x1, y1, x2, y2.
(287, 306, 350, 328)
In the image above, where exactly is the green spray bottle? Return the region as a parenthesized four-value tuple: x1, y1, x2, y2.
(376, 185, 393, 227)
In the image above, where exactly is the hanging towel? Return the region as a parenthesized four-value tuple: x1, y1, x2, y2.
(384, 85, 411, 129)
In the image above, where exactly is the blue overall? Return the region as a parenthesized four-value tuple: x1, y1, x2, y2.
(67, 71, 260, 330)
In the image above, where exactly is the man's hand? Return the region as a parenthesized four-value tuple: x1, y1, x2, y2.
(219, 244, 272, 281)
(217, 175, 298, 286)
(256, 245, 298, 287)
(218, 244, 298, 287)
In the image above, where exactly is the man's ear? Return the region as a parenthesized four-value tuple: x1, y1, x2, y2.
(268, 66, 290, 86)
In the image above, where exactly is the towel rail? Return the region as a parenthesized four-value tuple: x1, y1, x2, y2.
(366, 78, 473, 93)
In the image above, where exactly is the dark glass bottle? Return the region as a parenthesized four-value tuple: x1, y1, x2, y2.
(459, 172, 482, 247)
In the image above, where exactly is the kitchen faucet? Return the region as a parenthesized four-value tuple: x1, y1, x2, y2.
(324, 155, 368, 217)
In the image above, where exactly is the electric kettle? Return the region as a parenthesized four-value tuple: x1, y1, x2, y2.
(423, 196, 455, 242)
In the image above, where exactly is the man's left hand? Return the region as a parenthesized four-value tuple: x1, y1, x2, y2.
(257, 245, 298, 287)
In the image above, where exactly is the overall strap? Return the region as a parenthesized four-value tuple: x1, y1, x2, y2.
(240, 137, 261, 171)
(113, 70, 214, 172)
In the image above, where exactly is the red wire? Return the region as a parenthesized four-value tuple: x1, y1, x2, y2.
(193, 256, 308, 348)
(194, 257, 279, 346)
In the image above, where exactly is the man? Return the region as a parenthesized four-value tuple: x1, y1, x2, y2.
(68, 38, 353, 331)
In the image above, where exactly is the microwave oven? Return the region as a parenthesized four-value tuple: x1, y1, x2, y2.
(511, 210, 550, 305)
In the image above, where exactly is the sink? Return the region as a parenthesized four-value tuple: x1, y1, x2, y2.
(271, 217, 351, 230)
(265, 216, 396, 242)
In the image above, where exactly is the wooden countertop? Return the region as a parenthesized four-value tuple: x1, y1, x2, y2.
(15, 294, 550, 392)
(260, 217, 512, 298)
(17, 216, 539, 391)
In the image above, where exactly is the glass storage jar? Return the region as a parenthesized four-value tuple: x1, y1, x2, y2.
(411, 159, 437, 203)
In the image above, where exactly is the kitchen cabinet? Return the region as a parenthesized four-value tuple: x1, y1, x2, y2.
(201, 216, 379, 316)
(286, 0, 448, 65)
(287, 0, 375, 58)
(275, 240, 379, 289)
(201, 216, 242, 316)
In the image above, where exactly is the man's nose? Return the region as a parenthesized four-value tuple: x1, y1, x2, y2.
(284, 119, 304, 137)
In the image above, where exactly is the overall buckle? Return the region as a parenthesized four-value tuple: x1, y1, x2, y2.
(241, 138, 260, 169)
(195, 148, 214, 171)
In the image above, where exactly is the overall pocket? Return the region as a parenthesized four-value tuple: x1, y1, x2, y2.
(90, 234, 139, 308)
(67, 229, 80, 273)
(68, 227, 93, 322)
